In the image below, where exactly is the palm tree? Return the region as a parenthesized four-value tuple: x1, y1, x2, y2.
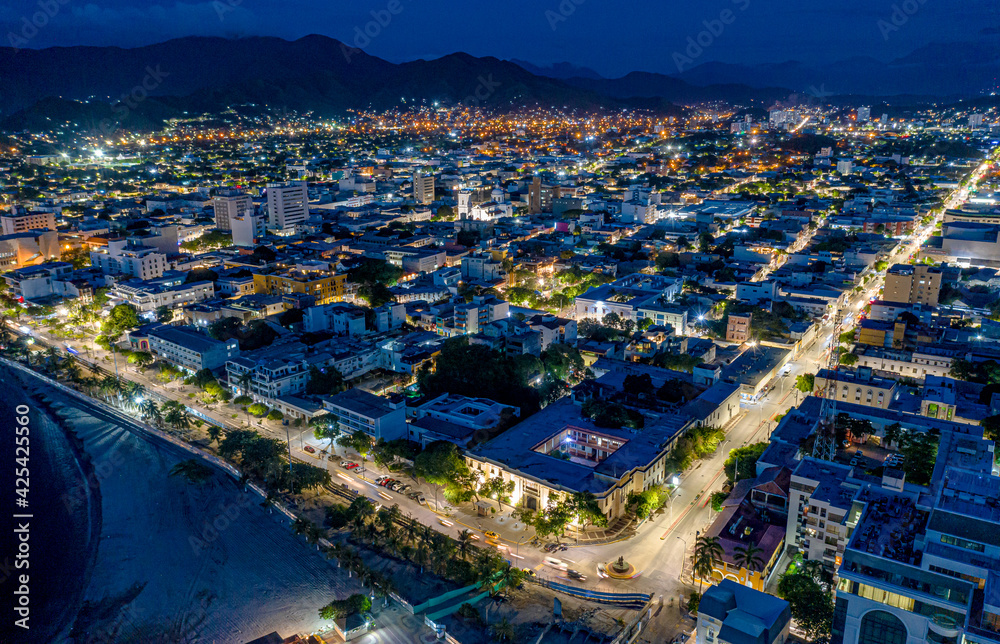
(169, 459, 214, 484)
(207, 425, 222, 444)
(734, 543, 765, 581)
(495, 561, 522, 599)
(123, 381, 145, 410)
(692, 534, 724, 594)
(261, 489, 278, 514)
(306, 523, 325, 550)
(401, 515, 419, 546)
(164, 407, 191, 433)
(456, 530, 475, 561)
(62, 360, 82, 383)
(99, 375, 123, 404)
(489, 617, 517, 643)
(291, 517, 312, 537)
(884, 422, 903, 449)
(141, 399, 162, 427)
(238, 369, 253, 397)
(374, 574, 395, 607)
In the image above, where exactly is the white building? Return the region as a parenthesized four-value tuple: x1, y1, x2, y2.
(90, 240, 167, 280)
(322, 389, 408, 442)
(303, 302, 367, 336)
(146, 324, 239, 371)
(266, 181, 308, 232)
(231, 210, 266, 247)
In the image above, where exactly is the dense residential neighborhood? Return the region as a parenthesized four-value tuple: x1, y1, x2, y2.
(3, 97, 1000, 644)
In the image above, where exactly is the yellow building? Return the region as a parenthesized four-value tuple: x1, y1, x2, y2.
(253, 271, 347, 305)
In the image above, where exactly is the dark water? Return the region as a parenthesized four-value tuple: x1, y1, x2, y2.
(0, 366, 96, 643)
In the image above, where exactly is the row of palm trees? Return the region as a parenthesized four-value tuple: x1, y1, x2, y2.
(691, 533, 766, 594)
(1, 336, 205, 438)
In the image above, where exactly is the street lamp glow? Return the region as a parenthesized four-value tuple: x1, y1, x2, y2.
(672, 476, 680, 486)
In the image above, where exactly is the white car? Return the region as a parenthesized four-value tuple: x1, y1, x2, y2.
(544, 557, 568, 571)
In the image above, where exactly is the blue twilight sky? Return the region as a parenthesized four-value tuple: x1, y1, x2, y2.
(1, 0, 997, 76)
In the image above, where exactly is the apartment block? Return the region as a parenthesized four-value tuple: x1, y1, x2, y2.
(814, 367, 899, 409)
(1, 209, 56, 235)
(322, 389, 408, 442)
(266, 181, 308, 232)
(412, 173, 435, 205)
(253, 270, 346, 305)
(454, 294, 509, 335)
(146, 324, 240, 372)
(212, 189, 252, 231)
(727, 313, 752, 343)
(883, 264, 943, 306)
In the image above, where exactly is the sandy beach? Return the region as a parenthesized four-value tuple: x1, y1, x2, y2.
(9, 367, 366, 643)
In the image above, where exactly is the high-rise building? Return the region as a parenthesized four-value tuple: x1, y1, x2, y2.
(529, 176, 553, 214)
(833, 464, 1000, 644)
(212, 189, 252, 231)
(883, 264, 942, 306)
(970, 113, 985, 128)
(266, 181, 308, 232)
(412, 173, 435, 205)
(857, 106, 871, 122)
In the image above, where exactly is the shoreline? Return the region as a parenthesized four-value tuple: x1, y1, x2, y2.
(4, 358, 360, 642)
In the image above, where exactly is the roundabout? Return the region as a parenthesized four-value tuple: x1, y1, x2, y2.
(597, 556, 642, 580)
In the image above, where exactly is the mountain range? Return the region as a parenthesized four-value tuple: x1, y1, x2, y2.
(1, 35, 996, 133)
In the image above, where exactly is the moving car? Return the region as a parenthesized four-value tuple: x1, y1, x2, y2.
(484, 531, 499, 540)
(344, 462, 360, 470)
(544, 557, 568, 571)
(567, 569, 587, 582)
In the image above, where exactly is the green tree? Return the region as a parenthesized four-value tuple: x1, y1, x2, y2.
(734, 543, 765, 575)
(154, 305, 174, 323)
(724, 442, 767, 483)
(839, 352, 859, 366)
(795, 373, 815, 393)
(692, 534, 724, 594)
(479, 475, 515, 510)
(777, 569, 834, 642)
(247, 403, 269, 417)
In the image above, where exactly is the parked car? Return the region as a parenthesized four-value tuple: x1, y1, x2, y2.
(303, 445, 316, 454)
(522, 568, 536, 578)
(376, 476, 388, 484)
(396, 484, 410, 493)
(567, 569, 587, 582)
(389, 482, 403, 491)
(341, 461, 359, 469)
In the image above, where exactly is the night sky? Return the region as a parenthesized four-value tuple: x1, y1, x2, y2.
(2, 0, 997, 76)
